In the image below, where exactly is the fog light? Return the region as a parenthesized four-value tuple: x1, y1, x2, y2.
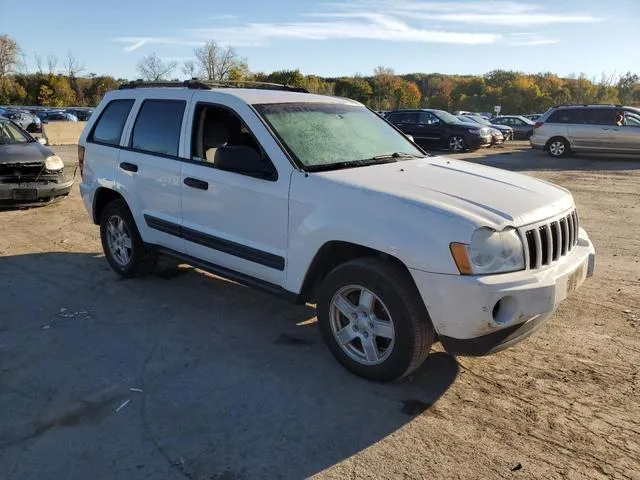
(492, 296, 518, 325)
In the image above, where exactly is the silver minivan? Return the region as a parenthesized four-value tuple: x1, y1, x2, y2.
(530, 104, 640, 157)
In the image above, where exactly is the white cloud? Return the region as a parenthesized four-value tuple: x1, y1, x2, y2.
(188, 14, 501, 47)
(328, 1, 603, 26)
(113, 37, 204, 51)
(508, 33, 559, 47)
(512, 38, 559, 46)
(111, 1, 602, 52)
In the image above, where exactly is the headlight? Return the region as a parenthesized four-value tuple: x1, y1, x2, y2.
(44, 155, 64, 171)
(450, 227, 525, 275)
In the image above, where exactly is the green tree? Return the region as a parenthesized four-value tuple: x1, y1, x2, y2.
(334, 76, 372, 103)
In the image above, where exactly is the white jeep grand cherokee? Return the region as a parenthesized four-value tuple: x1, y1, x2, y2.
(79, 80, 595, 382)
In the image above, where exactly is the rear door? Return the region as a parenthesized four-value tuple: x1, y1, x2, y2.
(576, 108, 616, 150)
(116, 92, 191, 253)
(418, 111, 445, 147)
(386, 111, 410, 135)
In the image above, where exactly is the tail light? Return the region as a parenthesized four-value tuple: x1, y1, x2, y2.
(78, 145, 85, 176)
(534, 121, 544, 129)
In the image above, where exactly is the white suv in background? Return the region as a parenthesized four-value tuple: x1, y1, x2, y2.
(79, 80, 595, 382)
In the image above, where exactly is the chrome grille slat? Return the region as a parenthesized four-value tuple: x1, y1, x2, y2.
(532, 228, 542, 268)
(551, 221, 561, 261)
(522, 208, 578, 270)
(560, 218, 569, 255)
(543, 224, 553, 265)
(568, 213, 575, 247)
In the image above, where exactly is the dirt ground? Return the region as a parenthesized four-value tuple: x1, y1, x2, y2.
(0, 143, 639, 480)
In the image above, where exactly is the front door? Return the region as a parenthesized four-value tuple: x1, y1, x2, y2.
(608, 110, 640, 152)
(180, 102, 289, 286)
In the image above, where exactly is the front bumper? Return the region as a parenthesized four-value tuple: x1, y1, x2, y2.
(467, 134, 492, 149)
(0, 176, 74, 207)
(410, 227, 596, 356)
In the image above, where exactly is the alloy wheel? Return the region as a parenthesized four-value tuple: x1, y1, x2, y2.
(329, 285, 395, 365)
(449, 136, 465, 152)
(106, 214, 133, 267)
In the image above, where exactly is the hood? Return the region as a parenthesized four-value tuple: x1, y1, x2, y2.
(450, 121, 486, 130)
(0, 142, 52, 165)
(315, 156, 573, 229)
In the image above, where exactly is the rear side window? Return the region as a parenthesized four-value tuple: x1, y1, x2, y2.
(547, 109, 584, 124)
(90, 99, 134, 146)
(131, 100, 186, 156)
(583, 108, 616, 126)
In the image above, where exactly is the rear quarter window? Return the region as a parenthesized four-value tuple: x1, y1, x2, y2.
(90, 99, 134, 146)
(130, 100, 186, 157)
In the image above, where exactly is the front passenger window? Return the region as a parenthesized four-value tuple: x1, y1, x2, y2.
(191, 104, 276, 180)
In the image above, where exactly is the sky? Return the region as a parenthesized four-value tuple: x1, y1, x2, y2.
(3, 0, 639, 80)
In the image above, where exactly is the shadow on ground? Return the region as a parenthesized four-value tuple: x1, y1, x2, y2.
(0, 252, 458, 480)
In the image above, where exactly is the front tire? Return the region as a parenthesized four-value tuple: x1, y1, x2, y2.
(100, 199, 157, 278)
(448, 135, 466, 153)
(317, 258, 434, 382)
(547, 137, 571, 157)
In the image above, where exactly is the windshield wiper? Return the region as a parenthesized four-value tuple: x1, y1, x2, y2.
(371, 152, 421, 160)
(305, 152, 427, 172)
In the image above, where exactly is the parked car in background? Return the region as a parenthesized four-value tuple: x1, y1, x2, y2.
(0, 117, 73, 207)
(524, 114, 542, 121)
(66, 108, 93, 121)
(1, 109, 41, 133)
(492, 115, 535, 140)
(39, 110, 78, 122)
(386, 109, 492, 152)
(530, 104, 640, 157)
(79, 80, 595, 382)
(456, 116, 504, 146)
(457, 114, 514, 141)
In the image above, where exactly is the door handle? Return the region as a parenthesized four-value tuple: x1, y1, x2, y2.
(120, 162, 138, 173)
(184, 177, 208, 190)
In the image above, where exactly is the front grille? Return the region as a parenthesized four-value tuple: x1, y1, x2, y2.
(0, 163, 61, 184)
(523, 209, 579, 269)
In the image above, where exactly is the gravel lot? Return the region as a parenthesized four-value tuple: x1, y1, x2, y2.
(1, 142, 639, 480)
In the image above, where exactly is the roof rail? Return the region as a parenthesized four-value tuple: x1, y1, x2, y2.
(118, 78, 309, 93)
(553, 103, 624, 108)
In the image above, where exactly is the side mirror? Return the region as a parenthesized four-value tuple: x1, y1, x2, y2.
(214, 146, 277, 180)
(405, 134, 415, 143)
(37, 137, 47, 145)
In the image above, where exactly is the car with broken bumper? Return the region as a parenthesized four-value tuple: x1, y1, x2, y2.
(78, 80, 595, 382)
(0, 117, 73, 207)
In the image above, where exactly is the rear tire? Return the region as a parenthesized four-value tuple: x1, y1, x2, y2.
(547, 137, 571, 158)
(317, 258, 434, 382)
(100, 199, 157, 278)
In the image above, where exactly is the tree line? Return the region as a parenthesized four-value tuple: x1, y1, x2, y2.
(1, 34, 639, 114)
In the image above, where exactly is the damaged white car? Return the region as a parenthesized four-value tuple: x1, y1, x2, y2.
(79, 80, 596, 382)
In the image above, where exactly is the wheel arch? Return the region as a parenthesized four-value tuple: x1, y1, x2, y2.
(298, 241, 418, 304)
(544, 135, 571, 152)
(92, 187, 126, 225)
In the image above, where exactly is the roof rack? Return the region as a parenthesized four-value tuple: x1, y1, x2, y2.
(118, 78, 309, 93)
(553, 103, 624, 108)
